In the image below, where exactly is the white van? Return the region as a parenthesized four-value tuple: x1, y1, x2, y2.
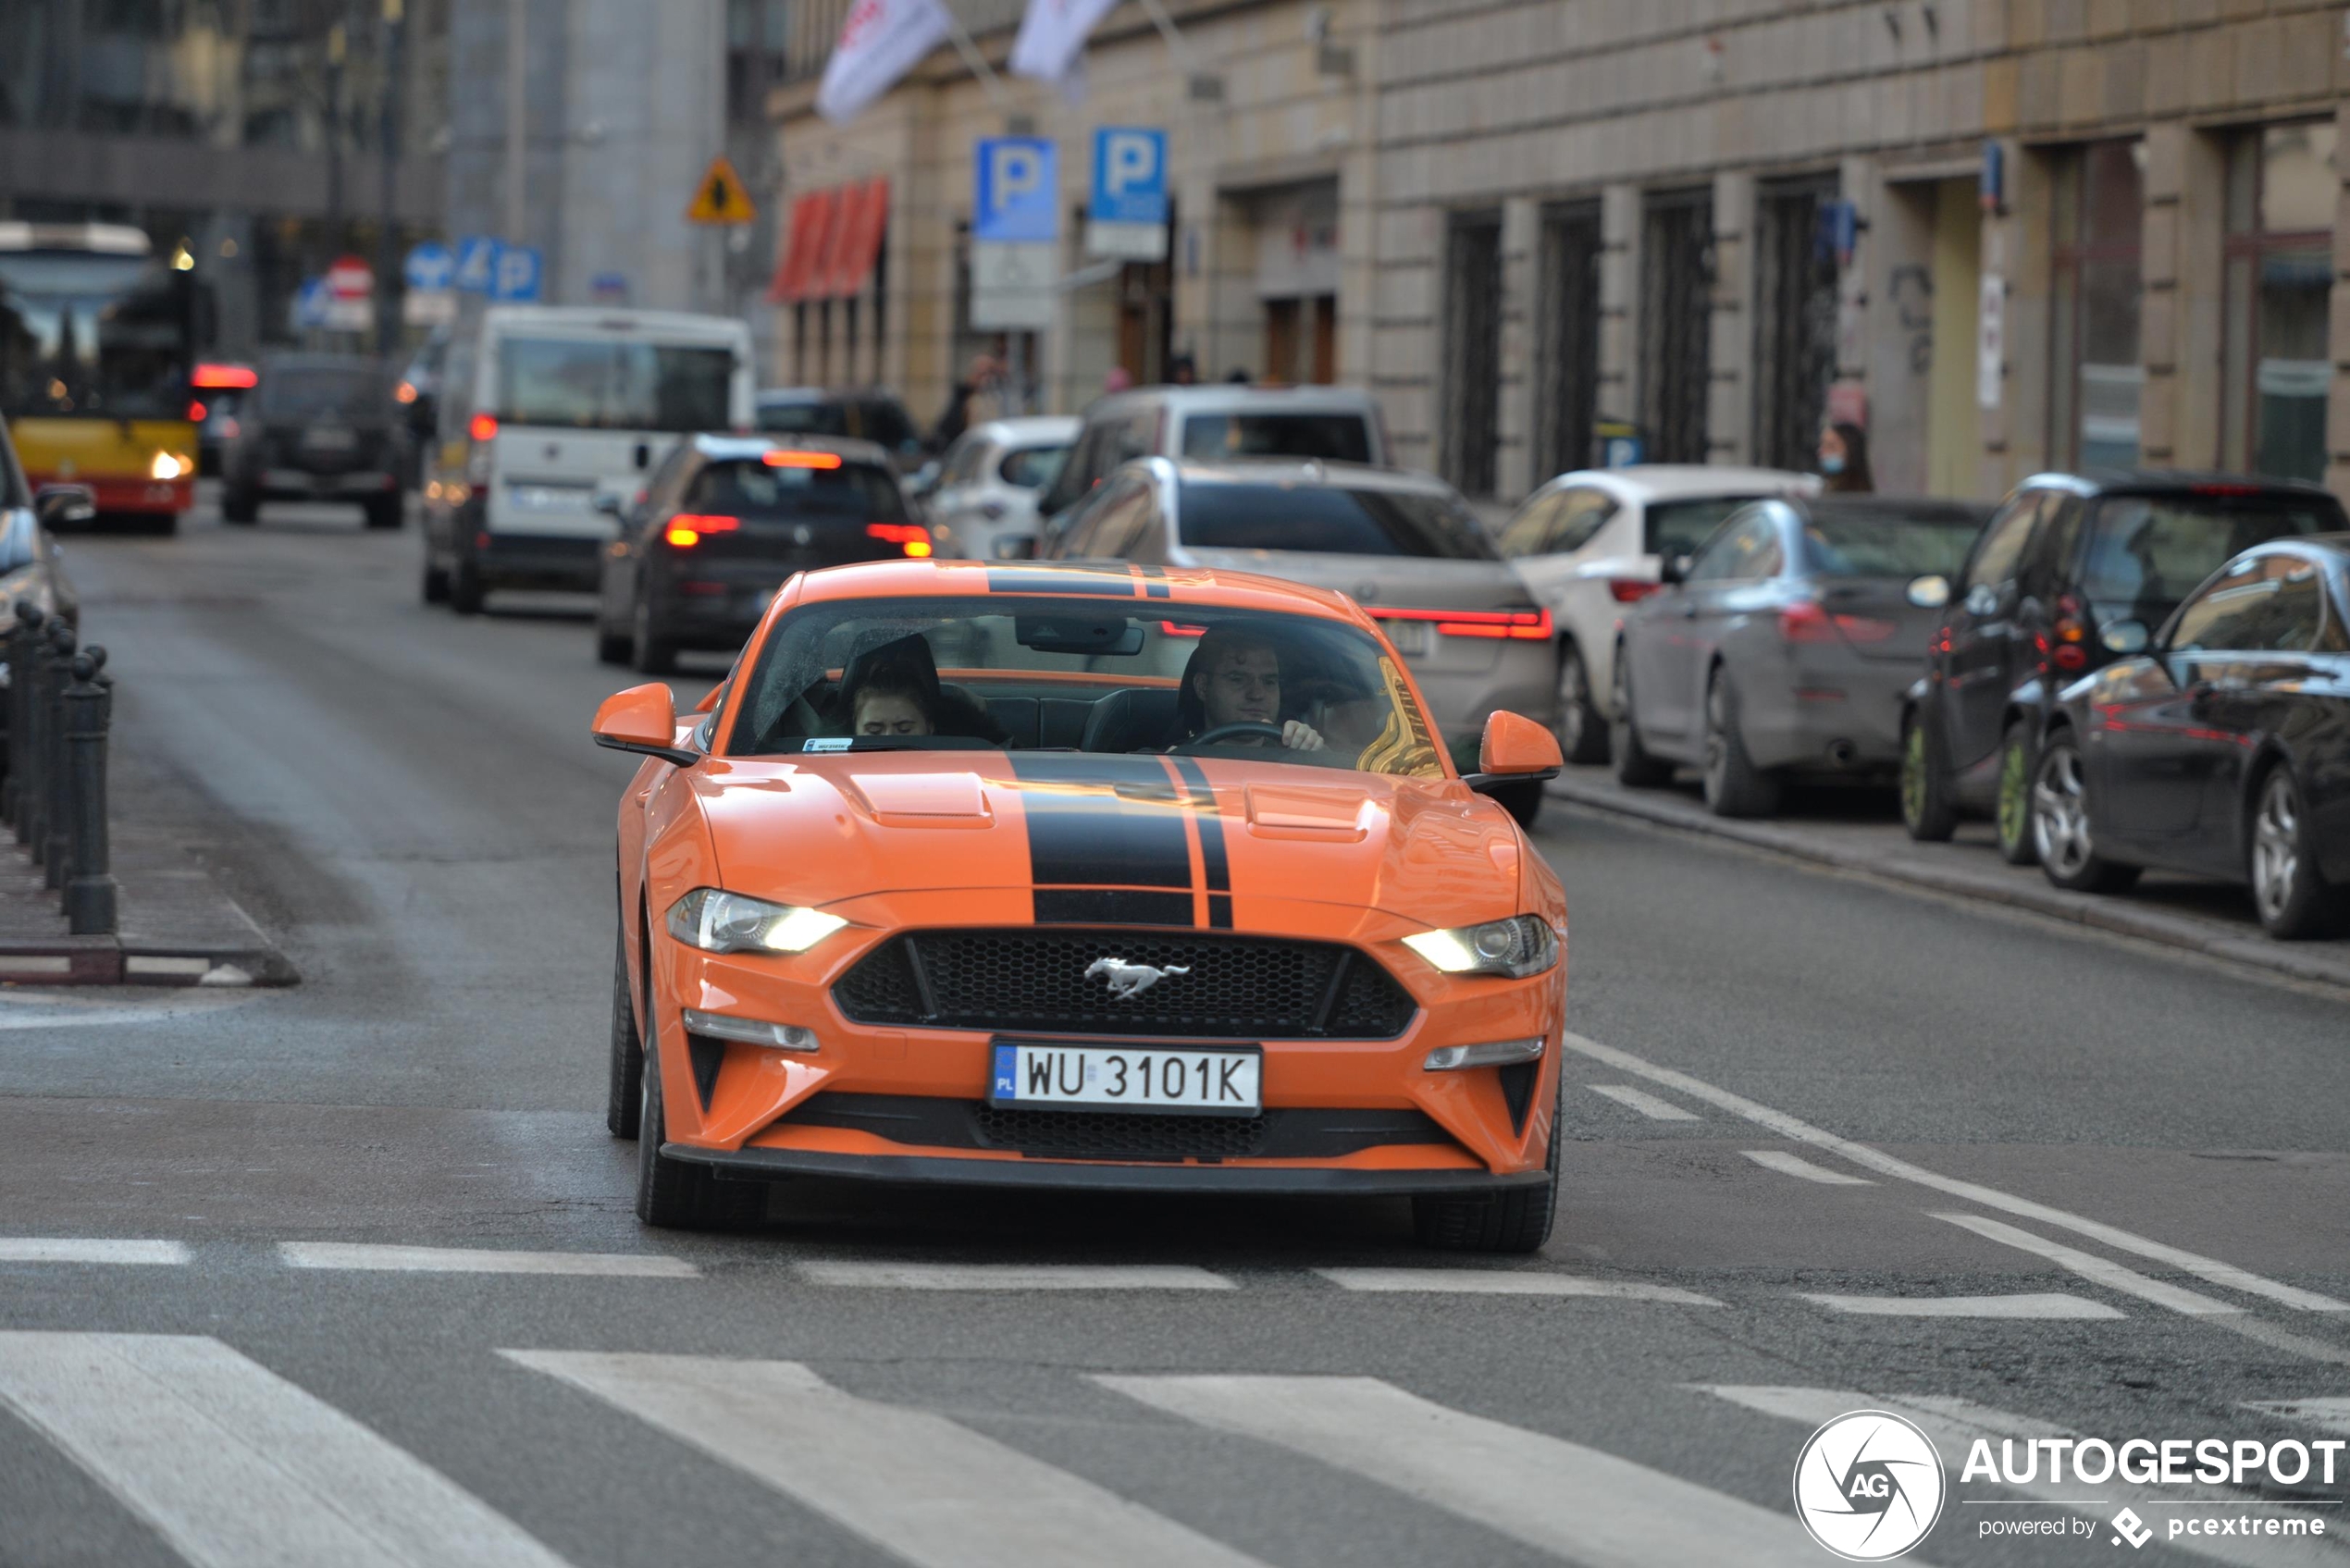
(422, 306, 753, 613)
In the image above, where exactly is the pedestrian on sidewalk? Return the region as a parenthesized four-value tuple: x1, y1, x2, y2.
(1817, 421, 1874, 493)
(928, 352, 1005, 452)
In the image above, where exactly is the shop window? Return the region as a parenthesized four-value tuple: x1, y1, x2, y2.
(2049, 140, 2145, 470)
(1442, 212, 1503, 496)
(1535, 201, 1601, 478)
(2220, 123, 2335, 483)
(1640, 188, 1713, 463)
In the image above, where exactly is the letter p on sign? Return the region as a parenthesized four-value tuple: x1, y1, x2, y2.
(1091, 127, 1169, 226)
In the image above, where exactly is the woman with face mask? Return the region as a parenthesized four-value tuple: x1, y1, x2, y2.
(1817, 420, 1874, 493)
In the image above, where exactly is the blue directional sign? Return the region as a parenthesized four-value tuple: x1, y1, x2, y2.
(454, 235, 501, 294)
(973, 138, 1058, 243)
(293, 277, 331, 330)
(491, 245, 543, 302)
(403, 241, 456, 293)
(1090, 128, 1168, 226)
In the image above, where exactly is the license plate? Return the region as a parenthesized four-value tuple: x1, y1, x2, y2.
(303, 426, 356, 451)
(1382, 619, 1430, 657)
(989, 1041, 1261, 1114)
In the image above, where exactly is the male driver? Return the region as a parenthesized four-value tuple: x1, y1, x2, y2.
(1181, 626, 1324, 751)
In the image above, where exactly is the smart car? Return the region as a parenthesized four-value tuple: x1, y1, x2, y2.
(594, 559, 1568, 1251)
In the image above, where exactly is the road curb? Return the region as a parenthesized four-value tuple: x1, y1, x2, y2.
(1545, 775, 2350, 993)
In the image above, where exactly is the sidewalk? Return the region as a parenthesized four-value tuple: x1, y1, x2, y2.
(1545, 764, 2350, 994)
(0, 743, 296, 987)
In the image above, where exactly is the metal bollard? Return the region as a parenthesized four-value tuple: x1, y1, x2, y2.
(41, 620, 76, 886)
(63, 648, 116, 935)
(7, 603, 44, 842)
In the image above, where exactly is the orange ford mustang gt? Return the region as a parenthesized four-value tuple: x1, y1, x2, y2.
(593, 559, 1568, 1251)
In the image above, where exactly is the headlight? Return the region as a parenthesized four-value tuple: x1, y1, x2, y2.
(665, 889, 847, 955)
(150, 451, 188, 481)
(1403, 915, 1558, 978)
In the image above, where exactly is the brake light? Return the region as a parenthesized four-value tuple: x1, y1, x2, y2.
(866, 522, 933, 558)
(764, 450, 843, 469)
(188, 400, 207, 423)
(1372, 607, 1553, 639)
(192, 362, 257, 389)
(469, 413, 499, 443)
(2189, 483, 2263, 497)
(665, 514, 740, 548)
(395, 380, 419, 405)
(1608, 578, 1661, 604)
(2052, 592, 2091, 670)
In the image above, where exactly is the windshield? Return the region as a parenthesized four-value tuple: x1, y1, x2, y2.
(0, 251, 192, 420)
(497, 337, 733, 432)
(260, 364, 390, 422)
(2081, 493, 2341, 625)
(1002, 445, 1070, 490)
(1179, 414, 1372, 463)
(1178, 481, 1498, 559)
(756, 398, 849, 437)
(1799, 505, 1985, 578)
(692, 458, 907, 522)
(1645, 496, 1762, 560)
(728, 590, 1443, 778)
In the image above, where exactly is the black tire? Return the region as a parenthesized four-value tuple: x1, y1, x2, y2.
(1488, 779, 1543, 829)
(1413, 1083, 1558, 1253)
(364, 496, 403, 530)
(2247, 762, 2341, 940)
(448, 554, 484, 615)
(2030, 731, 2141, 894)
(606, 906, 644, 1138)
(138, 511, 179, 537)
(220, 486, 259, 525)
(635, 936, 764, 1230)
(1554, 642, 1609, 766)
(1899, 706, 1958, 842)
(596, 625, 634, 665)
(1701, 667, 1781, 819)
(1993, 719, 2038, 865)
(631, 594, 676, 675)
(421, 560, 451, 604)
(1609, 647, 1673, 787)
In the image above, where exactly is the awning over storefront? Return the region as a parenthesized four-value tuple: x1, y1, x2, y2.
(768, 189, 838, 303)
(824, 178, 890, 300)
(767, 179, 890, 303)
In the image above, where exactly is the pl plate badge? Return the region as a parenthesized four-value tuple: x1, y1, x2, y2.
(1792, 1410, 1946, 1561)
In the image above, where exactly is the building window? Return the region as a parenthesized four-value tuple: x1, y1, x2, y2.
(1640, 188, 1713, 463)
(2049, 140, 2144, 469)
(1751, 176, 1840, 473)
(1441, 212, 1503, 496)
(726, 0, 789, 124)
(1535, 201, 1601, 479)
(2221, 122, 2336, 483)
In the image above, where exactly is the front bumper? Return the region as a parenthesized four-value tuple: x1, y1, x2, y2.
(667, 1142, 1549, 1196)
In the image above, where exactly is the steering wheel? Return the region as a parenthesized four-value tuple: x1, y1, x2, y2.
(1177, 722, 1286, 752)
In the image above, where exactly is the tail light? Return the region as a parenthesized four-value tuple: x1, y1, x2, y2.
(1373, 607, 1553, 639)
(665, 514, 740, 548)
(2051, 593, 2091, 671)
(866, 522, 933, 558)
(188, 400, 208, 423)
(763, 450, 842, 469)
(219, 417, 241, 439)
(468, 413, 499, 443)
(1778, 601, 1897, 643)
(192, 362, 258, 389)
(1607, 578, 1660, 604)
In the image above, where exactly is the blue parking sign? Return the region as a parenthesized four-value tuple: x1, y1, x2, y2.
(973, 138, 1058, 243)
(454, 236, 501, 294)
(492, 245, 543, 302)
(1090, 128, 1167, 226)
(403, 241, 456, 293)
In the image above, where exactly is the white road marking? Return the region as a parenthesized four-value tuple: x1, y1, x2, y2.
(1934, 1213, 2243, 1316)
(0, 1239, 190, 1265)
(1563, 1031, 2348, 1314)
(278, 1242, 697, 1278)
(0, 1332, 573, 1568)
(1588, 1083, 1701, 1120)
(1800, 1290, 2124, 1320)
(1701, 1384, 2346, 1568)
(506, 1351, 1268, 1568)
(797, 1261, 1233, 1290)
(1742, 1149, 1874, 1184)
(0, 992, 264, 1031)
(2245, 1397, 2350, 1437)
(1317, 1267, 1721, 1304)
(1096, 1374, 1845, 1568)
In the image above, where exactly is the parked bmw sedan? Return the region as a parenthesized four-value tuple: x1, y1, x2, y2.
(1612, 494, 1987, 817)
(2032, 535, 2350, 938)
(1045, 455, 1560, 822)
(594, 434, 926, 674)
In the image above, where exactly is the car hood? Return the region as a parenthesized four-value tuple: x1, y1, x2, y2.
(687, 750, 1524, 932)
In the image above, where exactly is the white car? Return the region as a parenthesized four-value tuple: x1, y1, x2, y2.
(1495, 464, 1819, 763)
(921, 416, 1078, 561)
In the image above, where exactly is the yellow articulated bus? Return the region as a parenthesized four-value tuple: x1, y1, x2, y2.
(0, 223, 199, 533)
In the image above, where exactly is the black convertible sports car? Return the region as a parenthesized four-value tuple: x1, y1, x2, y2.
(2033, 535, 2350, 938)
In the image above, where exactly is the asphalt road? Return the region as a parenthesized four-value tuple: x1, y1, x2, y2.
(2, 491, 2345, 1568)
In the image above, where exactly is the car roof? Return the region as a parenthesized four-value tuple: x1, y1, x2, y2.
(481, 304, 747, 339)
(686, 432, 896, 466)
(1793, 494, 1995, 523)
(785, 558, 1379, 627)
(1160, 457, 1460, 498)
(1082, 384, 1382, 417)
(2017, 467, 2343, 500)
(1541, 464, 1816, 500)
(756, 386, 910, 406)
(966, 416, 1081, 446)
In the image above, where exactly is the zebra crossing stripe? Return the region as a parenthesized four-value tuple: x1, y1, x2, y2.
(1800, 1290, 2123, 1319)
(1316, 1268, 1720, 1304)
(0, 1239, 189, 1265)
(504, 1351, 1270, 1568)
(278, 1242, 698, 1278)
(0, 1333, 572, 1568)
(1094, 1374, 1835, 1567)
(797, 1261, 1233, 1290)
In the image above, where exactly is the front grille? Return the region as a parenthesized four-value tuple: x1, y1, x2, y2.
(971, 1105, 1267, 1160)
(773, 1093, 1455, 1163)
(833, 929, 1418, 1040)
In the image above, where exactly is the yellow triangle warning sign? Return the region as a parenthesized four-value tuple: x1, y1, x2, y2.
(686, 155, 757, 226)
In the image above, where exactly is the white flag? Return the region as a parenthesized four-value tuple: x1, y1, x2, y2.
(1008, 0, 1120, 83)
(816, 0, 954, 124)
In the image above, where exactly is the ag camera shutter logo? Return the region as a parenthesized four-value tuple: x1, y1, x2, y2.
(1793, 1410, 1947, 1561)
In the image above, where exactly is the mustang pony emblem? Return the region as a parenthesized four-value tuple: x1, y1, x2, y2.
(1085, 957, 1191, 1001)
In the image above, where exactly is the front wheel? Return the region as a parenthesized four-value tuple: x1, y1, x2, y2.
(1487, 779, 1543, 829)
(1899, 708, 1958, 842)
(2249, 764, 2340, 940)
(1610, 648, 1672, 787)
(220, 486, 259, 525)
(2031, 733, 2140, 894)
(606, 909, 643, 1138)
(1554, 644, 1609, 766)
(635, 959, 764, 1229)
(363, 496, 403, 530)
(1993, 720, 2038, 865)
(448, 554, 484, 615)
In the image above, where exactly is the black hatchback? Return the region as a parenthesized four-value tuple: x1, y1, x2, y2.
(1900, 472, 2346, 862)
(594, 435, 921, 673)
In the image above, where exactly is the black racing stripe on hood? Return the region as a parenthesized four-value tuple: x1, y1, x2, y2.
(1008, 755, 1196, 908)
(986, 567, 1142, 597)
(1166, 756, 1232, 930)
(1032, 889, 1195, 925)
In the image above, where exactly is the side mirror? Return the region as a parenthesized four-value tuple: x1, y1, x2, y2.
(1658, 554, 1690, 586)
(1465, 710, 1564, 795)
(592, 492, 625, 518)
(904, 462, 940, 499)
(34, 485, 96, 528)
(2101, 619, 2149, 656)
(633, 442, 651, 469)
(591, 682, 698, 765)
(1964, 581, 2002, 617)
(1905, 574, 1951, 609)
(993, 535, 1039, 561)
